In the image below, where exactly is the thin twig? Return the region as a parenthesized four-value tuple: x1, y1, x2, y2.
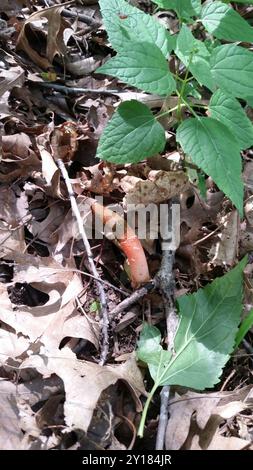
(109, 282, 155, 316)
(61, 7, 101, 27)
(155, 199, 179, 450)
(156, 385, 170, 450)
(33, 81, 121, 96)
(57, 159, 109, 365)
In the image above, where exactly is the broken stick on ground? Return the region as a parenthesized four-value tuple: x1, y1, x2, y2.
(57, 159, 109, 365)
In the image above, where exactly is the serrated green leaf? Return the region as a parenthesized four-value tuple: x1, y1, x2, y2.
(210, 44, 253, 98)
(152, 0, 201, 18)
(209, 90, 253, 150)
(100, 0, 174, 56)
(96, 100, 166, 164)
(201, 1, 253, 42)
(137, 258, 247, 389)
(175, 25, 215, 91)
(97, 41, 176, 96)
(176, 117, 243, 215)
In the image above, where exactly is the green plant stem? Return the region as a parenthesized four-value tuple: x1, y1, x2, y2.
(155, 104, 184, 120)
(138, 382, 158, 437)
(176, 90, 199, 119)
(171, 73, 193, 84)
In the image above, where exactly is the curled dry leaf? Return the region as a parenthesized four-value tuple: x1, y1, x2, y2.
(22, 348, 146, 433)
(16, 3, 69, 70)
(1, 132, 40, 182)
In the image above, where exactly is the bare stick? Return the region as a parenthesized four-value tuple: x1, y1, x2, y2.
(109, 282, 154, 316)
(155, 200, 179, 450)
(57, 159, 109, 365)
(34, 81, 121, 96)
(61, 8, 100, 27)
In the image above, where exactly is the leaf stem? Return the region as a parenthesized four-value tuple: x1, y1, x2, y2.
(138, 382, 158, 437)
(155, 104, 184, 120)
(176, 90, 199, 119)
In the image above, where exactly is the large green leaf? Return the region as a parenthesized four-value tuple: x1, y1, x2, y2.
(176, 117, 243, 215)
(97, 41, 176, 96)
(209, 90, 253, 150)
(152, 0, 201, 18)
(210, 44, 253, 98)
(175, 25, 215, 91)
(99, 0, 174, 57)
(96, 100, 166, 164)
(137, 257, 247, 389)
(201, 1, 253, 42)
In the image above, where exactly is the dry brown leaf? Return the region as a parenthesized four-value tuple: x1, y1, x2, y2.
(166, 388, 253, 450)
(0, 380, 23, 450)
(0, 324, 30, 365)
(165, 392, 221, 450)
(22, 348, 145, 432)
(66, 56, 99, 76)
(205, 435, 250, 450)
(0, 0, 25, 12)
(245, 196, 253, 226)
(0, 66, 25, 97)
(54, 196, 94, 255)
(1, 132, 40, 182)
(0, 254, 99, 353)
(0, 186, 28, 254)
(16, 3, 70, 69)
(121, 170, 189, 205)
(209, 210, 239, 266)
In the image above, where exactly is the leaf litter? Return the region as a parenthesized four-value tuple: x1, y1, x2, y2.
(0, 0, 252, 451)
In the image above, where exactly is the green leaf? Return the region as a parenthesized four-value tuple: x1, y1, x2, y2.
(209, 89, 253, 150)
(90, 300, 100, 313)
(96, 100, 166, 164)
(137, 258, 247, 389)
(176, 117, 243, 215)
(210, 44, 253, 99)
(201, 1, 253, 42)
(235, 308, 253, 349)
(97, 41, 176, 96)
(152, 0, 201, 18)
(100, 0, 174, 56)
(175, 25, 215, 91)
(246, 96, 253, 107)
(224, 1, 253, 3)
(138, 323, 172, 377)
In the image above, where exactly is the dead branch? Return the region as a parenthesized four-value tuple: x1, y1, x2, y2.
(155, 199, 180, 450)
(57, 159, 109, 365)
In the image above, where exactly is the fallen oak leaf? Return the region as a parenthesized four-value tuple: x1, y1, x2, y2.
(21, 347, 146, 433)
(0, 254, 99, 352)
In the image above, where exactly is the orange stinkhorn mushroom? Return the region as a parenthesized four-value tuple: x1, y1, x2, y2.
(91, 201, 150, 287)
